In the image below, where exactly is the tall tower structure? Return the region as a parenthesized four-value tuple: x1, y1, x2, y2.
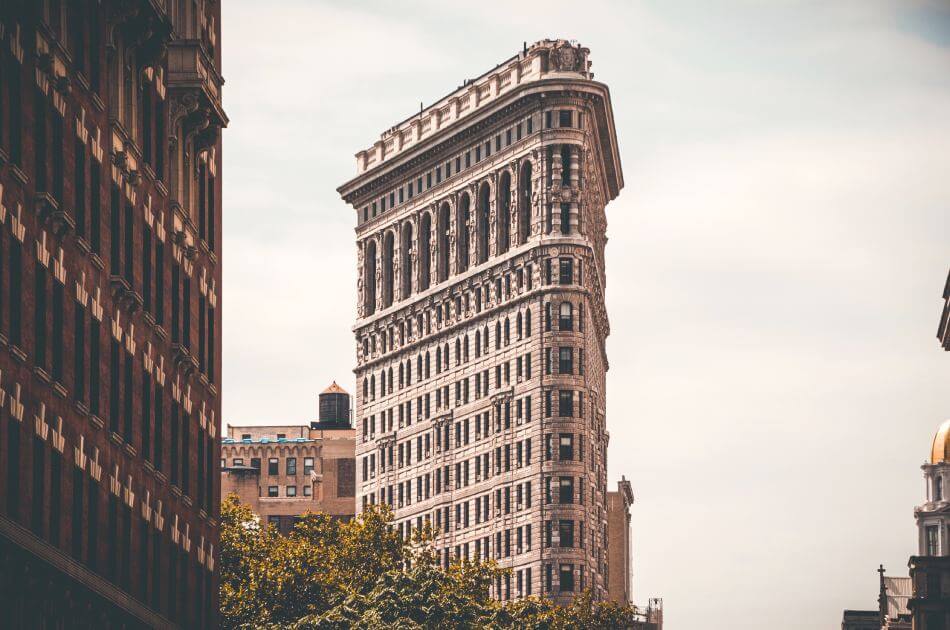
(338, 39, 623, 603)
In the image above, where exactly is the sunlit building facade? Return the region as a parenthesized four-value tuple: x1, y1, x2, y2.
(338, 39, 623, 603)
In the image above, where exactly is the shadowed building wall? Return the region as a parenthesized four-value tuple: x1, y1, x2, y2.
(0, 1, 225, 628)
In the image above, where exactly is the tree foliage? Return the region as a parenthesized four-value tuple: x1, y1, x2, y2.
(220, 495, 640, 629)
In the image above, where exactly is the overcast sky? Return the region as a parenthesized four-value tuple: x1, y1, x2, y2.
(221, 1, 950, 627)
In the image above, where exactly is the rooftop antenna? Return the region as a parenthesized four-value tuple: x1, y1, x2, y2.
(523, 41, 528, 54)
(419, 102, 423, 117)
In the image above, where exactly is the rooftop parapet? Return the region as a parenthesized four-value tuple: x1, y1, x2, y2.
(353, 39, 592, 176)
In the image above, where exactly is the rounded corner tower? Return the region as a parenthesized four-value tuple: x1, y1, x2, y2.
(337, 39, 623, 603)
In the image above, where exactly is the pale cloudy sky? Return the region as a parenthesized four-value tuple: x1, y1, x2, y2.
(221, 1, 950, 627)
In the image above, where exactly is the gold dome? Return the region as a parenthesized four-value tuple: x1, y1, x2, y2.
(931, 419, 950, 464)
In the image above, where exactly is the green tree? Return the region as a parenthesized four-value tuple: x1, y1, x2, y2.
(220, 495, 639, 629)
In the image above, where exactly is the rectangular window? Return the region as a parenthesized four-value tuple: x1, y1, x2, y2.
(559, 564, 574, 592)
(559, 110, 573, 128)
(75, 139, 86, 237)
(559, 477, 574, 504)
(52, 279, 64, 381)
(558, 347, 573, 374)
(34, 266, 48, 369)
(559, 519, 574, 547)
(153, 387, 164, 471)
(304, 457, 314, 475)
(73, 302, 85, 402)
(287, 457, 297, 475)
(89, 319, 100, 414)
(286, 486, 297, 497)
(559, 258, 573, 284)
(268, 458, 279, 475)
(927, 525, 939, 556)
(267, 486, 278, 497)
(72, 467, 84, 559)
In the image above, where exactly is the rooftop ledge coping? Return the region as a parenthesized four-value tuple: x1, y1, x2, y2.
(349, 39, 593, 178)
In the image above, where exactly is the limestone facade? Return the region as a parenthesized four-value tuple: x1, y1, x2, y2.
(220, 423, 356, 532)
(338, 39, 623, 603)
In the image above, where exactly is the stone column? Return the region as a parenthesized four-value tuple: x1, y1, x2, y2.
(509, 160, 520, 244)
(448, 198, 457, 277)
(374, 234, 384, 313)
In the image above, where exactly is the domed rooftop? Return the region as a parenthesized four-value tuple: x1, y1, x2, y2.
(931, 419, 950, 464)
(321, 381, 348, 395)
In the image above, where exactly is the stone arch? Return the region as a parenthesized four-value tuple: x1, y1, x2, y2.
(518, 161, 533, 244)
(437, 201, 451, 283)
(363, 239, 377, 315)
(497, 170, 511, 255)
(476, 181, 491, 264)
(419, 211, 432, 290)
(382, 230, 395, 308)
(457, 192, 471, 273)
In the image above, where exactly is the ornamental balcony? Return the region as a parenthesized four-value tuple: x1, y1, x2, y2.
(167, 39, 228, 130)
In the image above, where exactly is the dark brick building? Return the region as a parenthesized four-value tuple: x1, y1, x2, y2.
(0, 1, 225, 627)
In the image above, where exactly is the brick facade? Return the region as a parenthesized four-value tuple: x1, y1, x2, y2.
(338, 39, 623, 604)
(0, 1, 224, 627)
(221, 421, 356, 532)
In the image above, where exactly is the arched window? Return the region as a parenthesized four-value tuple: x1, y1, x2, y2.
(419, 212, 432, 290)
(504, 318, 510, 345)
(463, 335, 469, 361)
(364, 240, 377, 315)
(379, 369, 385, 396)
(406, 359, 412, 385)
(424, 352, 431, 378)
(417, 354, 422, 380)
(436, 349, 442, 373)
(545, 303, 552, 332)
(370, 375, 376, 400)
(387, 367, 393, 394)
(438, 202, 450, 282)
(457, 193, 470, 272)
(525, 308, 532, 336)
(444, 343, 449, 367)
(399, 363, 404, 388)
(517, 312, 523, 339)
(495, 322, 502, 349)
(497, 171, 511, 254)
(455, 338, 461, 365)
(475, 330, 481, 357)
(401, 222, 413, 299)
(519, 161, 532, 244)
(477, 182, 490, 264)
(559, 302, 574, 331)
(382, 232, 395, 308)
(363, 377, 368, 400)
(362, 338, 369, 358)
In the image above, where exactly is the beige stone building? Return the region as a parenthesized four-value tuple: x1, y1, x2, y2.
(338, 39, 623, 603)
(607, 477, 635, 605)
(220, 384, 356, 532)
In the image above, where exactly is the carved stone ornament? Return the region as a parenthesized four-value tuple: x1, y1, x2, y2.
(552, 44, 578, 72)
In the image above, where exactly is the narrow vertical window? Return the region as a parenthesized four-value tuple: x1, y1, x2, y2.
(91, 161, 102, 253)
(34, 265, 48, 369)
(52, 279, 64, 382)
